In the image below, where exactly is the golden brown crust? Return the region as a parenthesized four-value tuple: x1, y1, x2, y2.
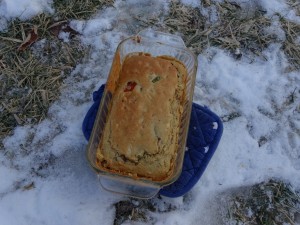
(97, 53, 187, 181)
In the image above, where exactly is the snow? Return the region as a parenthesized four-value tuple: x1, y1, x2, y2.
(258, 0, 300, 22)
(0, 0, 53, 30)
(58, 31, 70, 43)
(180, 0, 201, 7)
(0, 165, 22, 194)
(0, 0, 300, 224)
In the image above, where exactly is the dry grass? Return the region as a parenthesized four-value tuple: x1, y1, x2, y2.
(0, 0, 116, 141)
(133, 0, 206, 52)
(53, 0, 114, 20)
(141, 0, 300, 68)
(227, 180, 300, 225)
(0, 15, 85, 140)
(280, 16, 300, 71)
(162, 0, 300, 68)
(157, 0, 276, 58)
(163, 0, 206, 53)
(212, 1, 274, 57)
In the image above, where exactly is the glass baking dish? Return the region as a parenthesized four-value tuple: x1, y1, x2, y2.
(86, 29, 197, 198)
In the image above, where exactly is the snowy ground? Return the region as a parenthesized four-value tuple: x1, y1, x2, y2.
(0, 0, 300, 224)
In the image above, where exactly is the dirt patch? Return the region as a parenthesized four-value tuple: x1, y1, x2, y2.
(113, 196, 180, 225)
(114, 199, 156, 225)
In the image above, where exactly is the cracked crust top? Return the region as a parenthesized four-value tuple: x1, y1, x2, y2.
(97, 53, 187, 181)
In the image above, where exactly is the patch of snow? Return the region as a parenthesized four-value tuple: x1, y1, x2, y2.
(3, 126, 31, 151)
(58, 31, 70, 43)
(258, 0, 300, 22)
(0, 168, 120, 225)
(185, 45, 299, 224)
(0, 165, 21, 194)
(0, 0, 53, 24)
(181, 0, 201, 7)
(296, 36, 300, 45)
(264, 16, 286, 41)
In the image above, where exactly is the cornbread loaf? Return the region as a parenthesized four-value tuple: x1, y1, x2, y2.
(97, 53, 187, 181)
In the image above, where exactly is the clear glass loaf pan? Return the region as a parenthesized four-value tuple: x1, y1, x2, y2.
(86, 29, 197, 198)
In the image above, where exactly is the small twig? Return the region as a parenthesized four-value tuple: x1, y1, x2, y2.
(0, 36, 23, 43)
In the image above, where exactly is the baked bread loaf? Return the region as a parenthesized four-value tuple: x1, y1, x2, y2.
(97, 53, 187, 181)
